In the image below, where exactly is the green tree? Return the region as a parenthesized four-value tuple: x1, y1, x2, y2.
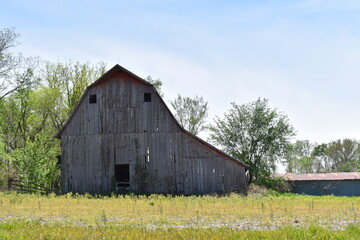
(42, 61, 106, 130)
(145, 76, 163, 98)
(283, 140, 321, 173)
(170, 94, 208, 135)
(312, 143, 331, 171)
(0, 134, 11, 189)
(0, 28, 39, 99)
(0, 86, 61, 190)
(0, 28, 108, 192)
(0, 28, 20, 95)
(0, 58, 106, 191)
(12, 132, 60, 190)
(0, 88, 34, 150)
(209, 98, 295, 185)
(324, 139, 360, 172)
(283, 139, 360, 174)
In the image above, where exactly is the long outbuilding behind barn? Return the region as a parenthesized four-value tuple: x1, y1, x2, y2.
(280, 172, 360, 196)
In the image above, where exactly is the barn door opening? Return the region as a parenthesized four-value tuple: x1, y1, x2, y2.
(115, 164, 130, 192)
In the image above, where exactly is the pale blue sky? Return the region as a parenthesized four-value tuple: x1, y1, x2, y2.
(1, 0, 360, 143)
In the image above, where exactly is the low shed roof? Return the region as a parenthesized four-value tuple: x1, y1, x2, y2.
(278, 172, 360, 181)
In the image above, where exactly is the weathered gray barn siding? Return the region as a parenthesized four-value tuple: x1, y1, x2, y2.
(58, 65, 248, 195)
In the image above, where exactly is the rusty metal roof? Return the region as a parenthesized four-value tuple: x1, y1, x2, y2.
(278, 172, 360, 181)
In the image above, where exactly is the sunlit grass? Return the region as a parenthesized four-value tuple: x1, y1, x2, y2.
(1, 221, 360, 239)
(0, 192, 359, 239)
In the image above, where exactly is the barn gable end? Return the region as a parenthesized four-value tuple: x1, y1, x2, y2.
(57, 64, 248, 194)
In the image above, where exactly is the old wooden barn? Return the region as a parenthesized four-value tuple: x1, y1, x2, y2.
(56, 64, 249, 195)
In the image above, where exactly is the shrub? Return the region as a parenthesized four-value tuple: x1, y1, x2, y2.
(247, 184, 269, 197)
(264, 177, 292, 193)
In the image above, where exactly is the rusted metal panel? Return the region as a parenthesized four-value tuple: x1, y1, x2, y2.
(280, 172, 360, 181)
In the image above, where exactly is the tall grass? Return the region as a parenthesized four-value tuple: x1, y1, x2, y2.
(0, 221, 360, 239)
(0, 192, 359, 239)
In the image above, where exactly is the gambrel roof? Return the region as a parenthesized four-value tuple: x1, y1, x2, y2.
(56, 64, 249, 169)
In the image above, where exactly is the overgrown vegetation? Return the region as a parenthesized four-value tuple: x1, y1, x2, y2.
(0, 193, 359, 239)
(134, 162, 158, 193)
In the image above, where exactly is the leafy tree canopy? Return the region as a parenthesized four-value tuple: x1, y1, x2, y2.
(209, 98, 295, 185)
(145, 76, 164, 98)
(284, 139, 360, 173)
(170, 94, 208, 135)
(0, 28, 39, 99)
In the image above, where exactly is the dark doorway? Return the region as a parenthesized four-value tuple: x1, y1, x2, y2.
(115, 164, 130, 190)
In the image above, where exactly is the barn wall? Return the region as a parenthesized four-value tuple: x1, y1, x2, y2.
(60, 69, 247, 194)
(291, 180, 360, 196)
(180, 134, 246, 194)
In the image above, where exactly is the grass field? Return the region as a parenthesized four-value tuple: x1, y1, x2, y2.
(0, 192, 359, 239)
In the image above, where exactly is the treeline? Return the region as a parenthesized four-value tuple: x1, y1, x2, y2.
(0, 60, 106, 190)
(0, 28, 107, 190)
(284, 139, 360, 174)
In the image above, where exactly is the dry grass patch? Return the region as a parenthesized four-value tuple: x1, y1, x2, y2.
(0, 192, 359, 233)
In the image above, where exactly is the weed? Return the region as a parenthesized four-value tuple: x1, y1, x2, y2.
(0, 192, 359, 239)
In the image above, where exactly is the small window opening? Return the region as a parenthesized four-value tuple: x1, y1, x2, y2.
(115, 164, 130, 190)
(156, 117, 159, 132)
(146, 146, 150, 162)
(144, 93, 151, 102)
(89, 94, 97, 104)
